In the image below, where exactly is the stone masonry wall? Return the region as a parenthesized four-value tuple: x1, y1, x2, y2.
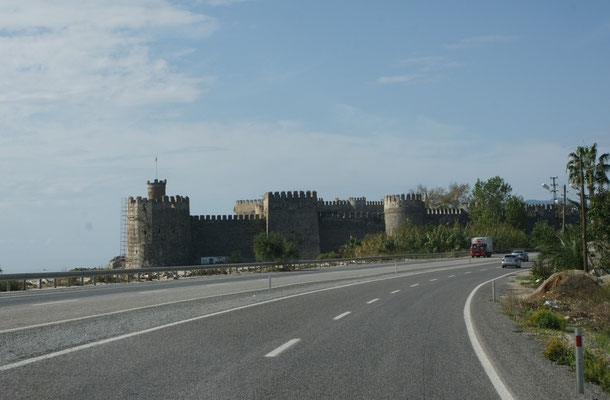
(191, 215, 266, 262)
(264, 191, 320, 259)
(318, 212, 385, 253)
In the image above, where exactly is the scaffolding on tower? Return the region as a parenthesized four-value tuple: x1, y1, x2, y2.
(120, 198, 128, 264)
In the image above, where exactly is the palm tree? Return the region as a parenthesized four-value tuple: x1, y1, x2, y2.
(566, 143, 610, 200)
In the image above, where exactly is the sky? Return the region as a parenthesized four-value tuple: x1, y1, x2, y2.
(1, 0, 609, 273)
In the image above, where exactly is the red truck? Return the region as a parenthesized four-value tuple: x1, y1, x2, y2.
(470, 237, 493, 258)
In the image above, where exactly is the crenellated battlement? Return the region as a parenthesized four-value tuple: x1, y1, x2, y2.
(128, 195, 189, 205)
(526, 203, 556, 210)
(192, 214, 262, 221)
(267, 190, 317, 199)
(426, 208, 464, 215)
(235, 199, 263, 205)
(319, 212, 384, 220)
(383, 193, 423, 204)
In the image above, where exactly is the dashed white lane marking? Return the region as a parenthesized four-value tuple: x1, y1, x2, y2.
(448, 275, 456, 278)
(333, 312, 351, 320)
(265, 339, 301, 358)
(464, 273, 517, 400)
(465, 271, 472, 274)
(429, 278, 438, 282)
(366, 298, 379, 304)
(390, 290, 400, 294)
(31, 299, 77, 307)
(410, 283, 419, 287)
(138, 289, 168, 294)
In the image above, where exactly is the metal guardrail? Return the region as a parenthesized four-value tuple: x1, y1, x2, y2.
(0, 251, 471, 292)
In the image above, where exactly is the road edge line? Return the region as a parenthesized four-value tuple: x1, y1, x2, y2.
(464, 272, 517, 400)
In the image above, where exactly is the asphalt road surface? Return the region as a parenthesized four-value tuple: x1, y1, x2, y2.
(1, 256, 606, 399)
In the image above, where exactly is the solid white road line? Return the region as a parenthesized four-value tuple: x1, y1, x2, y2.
(366, 298, 379, 304)
(410, 283, 419, 287)
(138, 289, 168, 294)
(390, 290, 400, 294)
(333, 311, 351, 320)
(31, 300, 77, 307)
(464, 273, 517, 400)
(265, 339, 301, 358)
(429, 278, 437, 282)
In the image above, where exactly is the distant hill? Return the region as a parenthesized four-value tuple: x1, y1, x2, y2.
(525, 199, 554, 205)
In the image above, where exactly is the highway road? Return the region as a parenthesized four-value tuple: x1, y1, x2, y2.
(0, 256, 605, 399)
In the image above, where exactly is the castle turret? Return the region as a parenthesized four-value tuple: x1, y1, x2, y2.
(147, 179, 166, 200)
(126, 179, 191, 268)
(383, 193, 426, 234)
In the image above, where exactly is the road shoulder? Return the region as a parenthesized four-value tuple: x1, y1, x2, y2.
(471, 272, 608, 400)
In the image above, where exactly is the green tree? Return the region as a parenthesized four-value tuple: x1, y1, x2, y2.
(567, 143, 610, 201)
(530, 220, 556, 247)
(469, 176, 513, 226)
(589, 190, 610, 268)
(504, 195, 528, 230)
(253, 232, 299, 262)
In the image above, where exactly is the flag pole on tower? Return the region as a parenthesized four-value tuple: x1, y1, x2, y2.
(155, 155, 158, 180)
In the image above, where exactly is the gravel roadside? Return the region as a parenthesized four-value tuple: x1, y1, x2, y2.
(472, 272, 609, 400)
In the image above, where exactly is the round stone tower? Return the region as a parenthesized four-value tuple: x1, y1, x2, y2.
(147, 179, 166, 200)
(383, 193, 426, 234)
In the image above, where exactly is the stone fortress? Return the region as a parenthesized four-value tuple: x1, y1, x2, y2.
(125, 179, 571, 269)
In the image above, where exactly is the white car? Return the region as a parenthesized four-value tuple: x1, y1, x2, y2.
(502, 254, 522, 268)
(512, 250, 529, 262)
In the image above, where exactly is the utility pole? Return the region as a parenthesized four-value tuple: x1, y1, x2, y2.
(578, 161, 588, 273)
(550, 176, 558, 231)
(562, 184, 566, 234)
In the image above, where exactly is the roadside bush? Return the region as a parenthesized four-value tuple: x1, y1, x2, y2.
(531, 259, 555, 282)
(543, 337, 574, 366)
(253, 232, 299, 262)
(0, 280, 22, 291)
(317, 251, 338, 260)
(526, 309, 567, 331)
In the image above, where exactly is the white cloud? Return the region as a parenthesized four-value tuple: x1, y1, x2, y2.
(394, 56, 460, 72)
(377, 56, 459, 85)
(376, 74, 427, 85)
(0, 1, 217, 120)
(203, 0, 250, 5)
(444, 35, 519, 49)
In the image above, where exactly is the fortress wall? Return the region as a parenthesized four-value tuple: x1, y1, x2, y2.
(317, 198, 384, 214)
(318, 213, 385, 253)
(425, 208, 469, 226)
(126, 195, 192, 268)
(264, 191, 320, 259)
(191, 215, 266, 262)
(525, 203, 580, 228)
